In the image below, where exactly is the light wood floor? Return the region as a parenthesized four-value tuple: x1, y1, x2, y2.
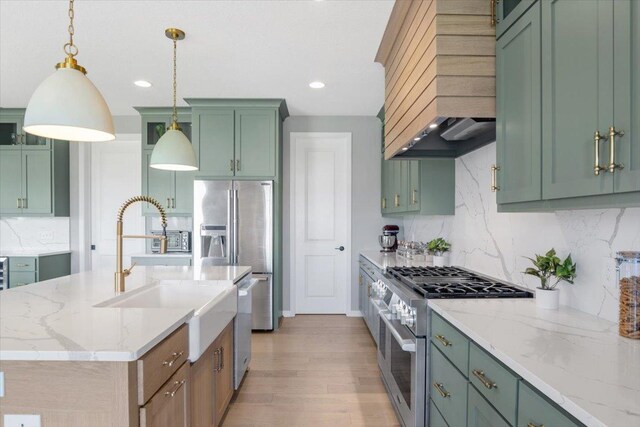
(222, 315, 401, 427)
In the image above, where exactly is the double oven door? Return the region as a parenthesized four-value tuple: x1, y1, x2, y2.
(378, 310, 426, 427)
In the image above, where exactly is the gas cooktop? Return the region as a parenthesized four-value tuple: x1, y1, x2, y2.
(386, 266, 533, 299)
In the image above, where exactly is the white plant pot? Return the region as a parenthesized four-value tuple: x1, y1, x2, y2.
(433, 254, 449, 267)
(535, 288, 559, 310)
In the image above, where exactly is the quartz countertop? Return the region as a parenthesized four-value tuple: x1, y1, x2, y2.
(360, 249, 432, 269)
(428, 299, 640, 427)
(0, 265, 251, 362)
(0, 249, 72, 257)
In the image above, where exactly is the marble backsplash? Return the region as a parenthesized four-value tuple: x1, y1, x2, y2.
(0, 217, 70, 252)
(403, 142, 640, 323)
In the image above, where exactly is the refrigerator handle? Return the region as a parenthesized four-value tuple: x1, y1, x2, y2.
(228, 189, 234, 266)
(233, 189, 239, 265)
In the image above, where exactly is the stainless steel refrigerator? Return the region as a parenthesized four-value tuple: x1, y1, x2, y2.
(193, 180, 274, 330)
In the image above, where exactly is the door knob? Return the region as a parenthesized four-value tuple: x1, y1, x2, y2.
(335, 246, 345, 251)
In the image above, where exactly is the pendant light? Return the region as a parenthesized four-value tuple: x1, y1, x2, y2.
(149, 28, 198, 171)
(24, 0, 115, 142)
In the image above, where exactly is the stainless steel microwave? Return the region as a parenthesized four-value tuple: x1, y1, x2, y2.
(151, 230, 191, 253)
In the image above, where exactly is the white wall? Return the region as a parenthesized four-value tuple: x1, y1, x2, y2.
(283, 116, 399, 313)
(403, 142, 640, 322)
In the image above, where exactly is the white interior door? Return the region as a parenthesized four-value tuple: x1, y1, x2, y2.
(90, 136, 144, 271)
(291, 132, 351, 314)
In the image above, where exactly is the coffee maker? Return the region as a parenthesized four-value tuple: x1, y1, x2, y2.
(379, 225, 400, 253)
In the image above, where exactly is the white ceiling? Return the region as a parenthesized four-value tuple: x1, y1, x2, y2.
(0, 0, 393, 116)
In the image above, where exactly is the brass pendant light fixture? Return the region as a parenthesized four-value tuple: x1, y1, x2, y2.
(149, 28, 198, 171)
(24, 0, 115, 142)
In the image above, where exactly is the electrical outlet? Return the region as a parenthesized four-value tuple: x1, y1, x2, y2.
(4, 415, 41, 427)
(39, 231, 54, 242)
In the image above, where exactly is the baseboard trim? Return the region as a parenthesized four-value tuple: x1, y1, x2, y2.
(282, 311, 295, 317)
(346, 310, 363, 317)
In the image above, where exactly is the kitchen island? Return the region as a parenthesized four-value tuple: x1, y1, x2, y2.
(0, 265, 251, 426)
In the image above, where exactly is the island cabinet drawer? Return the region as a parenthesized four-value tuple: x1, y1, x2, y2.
(467, 384, 510, 427)
(517, 382, 581, 427)
(9, 256, 37, 272)
(140, 360, 190, 427)
(431, 312, 469, 374)
(9, 271, 36, 288)
(138, 324, 189, 405)
(431, 344, 468, 427)
(429, 399, 449, 427)
(469, 343, 519, 425)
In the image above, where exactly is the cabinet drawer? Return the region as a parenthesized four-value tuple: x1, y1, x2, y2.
(469, 343, 519, 425)
(431, 312, 469, 374)
(431, 344, 468, 427)
(9, 257, 37, 272)
(138, 324, 189, 405)
(140, 361, 190, 427)
(9, 271, 37, 288)
(467, 384, 510, 427)
(429, 399, 449, 427)
(518, 382, 580, 427)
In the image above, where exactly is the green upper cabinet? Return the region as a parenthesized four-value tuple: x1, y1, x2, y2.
(142, 150, 193, 215)
(541, 0, 614, 200)
(496, 1, 541, 204)
(614, 0, 640, 193)
(381, 154, 393, 214)
(187, 99, 287, 179)
(138, 108, 192, 149)
(496, 0, 537, 39)
(0, 109, 50, 149)
(235, 109, 276, 177)
(407, 160, 420, 212)
(21, 150, 52, 214)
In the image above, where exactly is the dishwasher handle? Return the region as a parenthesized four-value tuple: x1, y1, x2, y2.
(238, 278, 259, 297)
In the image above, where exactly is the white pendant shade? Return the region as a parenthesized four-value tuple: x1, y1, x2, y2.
(150, 129, 198, 171)
(24, 67, 115, 142)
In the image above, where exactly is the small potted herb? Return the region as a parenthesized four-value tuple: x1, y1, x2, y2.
(523, 248, 577, 309)
(428, 238, 451, 267)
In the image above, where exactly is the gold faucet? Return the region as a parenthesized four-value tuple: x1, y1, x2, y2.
(115, 196, 168, 293)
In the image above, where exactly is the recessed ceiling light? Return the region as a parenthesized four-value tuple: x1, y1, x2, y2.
(402, 147, 409, 151)
(134, 80, 152, 88)
(429, 123, 438, 129)
(413, 137, 421, 141)
(309, 81, 325, 89)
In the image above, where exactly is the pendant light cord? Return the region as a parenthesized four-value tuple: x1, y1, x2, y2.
(172, 38, 178, 125)
(63, 0, 78, 57)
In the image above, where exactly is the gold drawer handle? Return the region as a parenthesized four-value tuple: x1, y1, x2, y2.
(593, 130, 607, 175)
(411, 188, 418, 205)
(433, 382, 451, 398)
(490, 164, 500, 192)
(164, 379, 185, 398)
(472, 369, 497, 390)
(15, 264, 30, 267)
(527, 423, 544, 427)
(435, 334, 451, 347)
(607, 126, 625, 173)
(162, 351, 184, 367)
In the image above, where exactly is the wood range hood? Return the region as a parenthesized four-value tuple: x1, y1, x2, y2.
(376, 0, 496, 160)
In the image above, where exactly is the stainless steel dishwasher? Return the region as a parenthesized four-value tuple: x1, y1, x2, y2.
(234, 276, 258, 389)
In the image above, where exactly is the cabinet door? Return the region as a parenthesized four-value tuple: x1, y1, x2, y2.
(190, 344, 215, 427)
(140, 362, 190, 427)
(496, 1, 542, 204)
(0, 149, 22, 214)
(407, 160, 420, 212)
(381, 157, 393, 214)
(195, 110, 235, 177)
(214, 323, 234, 425)
(142, 114, 191, 149)
(0, 115, 22, 148)
(22, 150, 52, 214)
(391, 161, 408, 212)
(144, 151, 175, 214)
(467, 385, 510, 427)
(517, 382, 580, 427)
(496, 0, 537, 39)
(614, 0, 640, 193)
(173, 170, 194, 214)
(234, 109, 276, 177)
(542, 0, 615, 199)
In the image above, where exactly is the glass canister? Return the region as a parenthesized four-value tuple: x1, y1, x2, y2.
(616, 251, 640, 339)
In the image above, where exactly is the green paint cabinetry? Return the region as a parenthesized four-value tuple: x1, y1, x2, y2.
(518, 382, 580, 427)
(467, 385, 510, 427)
(380, 157, 454, 216)
(235, 109, 276, 177)
(192, 109, 235, 177)
(496, 0, 537, 39)
(8, 253, 71, 288)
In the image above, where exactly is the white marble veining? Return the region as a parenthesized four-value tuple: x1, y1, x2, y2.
(429, 299, 640, 427)
(0, 217, 70, 253)
(0, 265, 251, 361)
(403, 142, 640, 322)
(360, 249, 431, 270)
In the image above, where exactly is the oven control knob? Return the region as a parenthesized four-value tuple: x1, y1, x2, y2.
(404, 313, 415, 327)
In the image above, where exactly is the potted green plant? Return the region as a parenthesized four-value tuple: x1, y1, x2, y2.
(427, 238, 451, 267)
(523, 248, 577, 309)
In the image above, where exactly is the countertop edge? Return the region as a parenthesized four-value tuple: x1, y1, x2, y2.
(428, 302, 606, 427)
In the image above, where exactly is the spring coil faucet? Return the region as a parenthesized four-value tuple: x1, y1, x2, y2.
(115, 196, 168, 293)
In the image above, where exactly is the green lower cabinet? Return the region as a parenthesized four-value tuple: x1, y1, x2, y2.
(429, 399, 449, 427)
(8, 253, 70, 288)
(8, 271, 37, 288)
(517, 382, 580, 427)
(467, 385, 510, 427)
(430, 344, 469, 427)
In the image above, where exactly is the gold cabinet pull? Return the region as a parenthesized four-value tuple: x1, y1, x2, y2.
(433, 382, 451, 398)
(230, 159, 234, 172)
(164, 379, 186, 398)
(490, 0, 500, 27)
(394, 194, 400, 207)
(472, 369, 497, 390)
(607, 126, 625, 173)
(490, 165, 500, 192)
(214, 348, 221, 372)
(166, 197, 171, 208)
(236, 159, 241, 171)
(382, 197, 386, 210)
(411, 188, 418, 205)
(22, 198, 27, 209)
(171, 198, 176, 209)
(162, 351, 184, 367)
(593, 130, 607, 175)
(527, 423, 544, 427)
(17, 198, 21, 209)
(435, 334, 452, 347)
(15, 263, 30, 267)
